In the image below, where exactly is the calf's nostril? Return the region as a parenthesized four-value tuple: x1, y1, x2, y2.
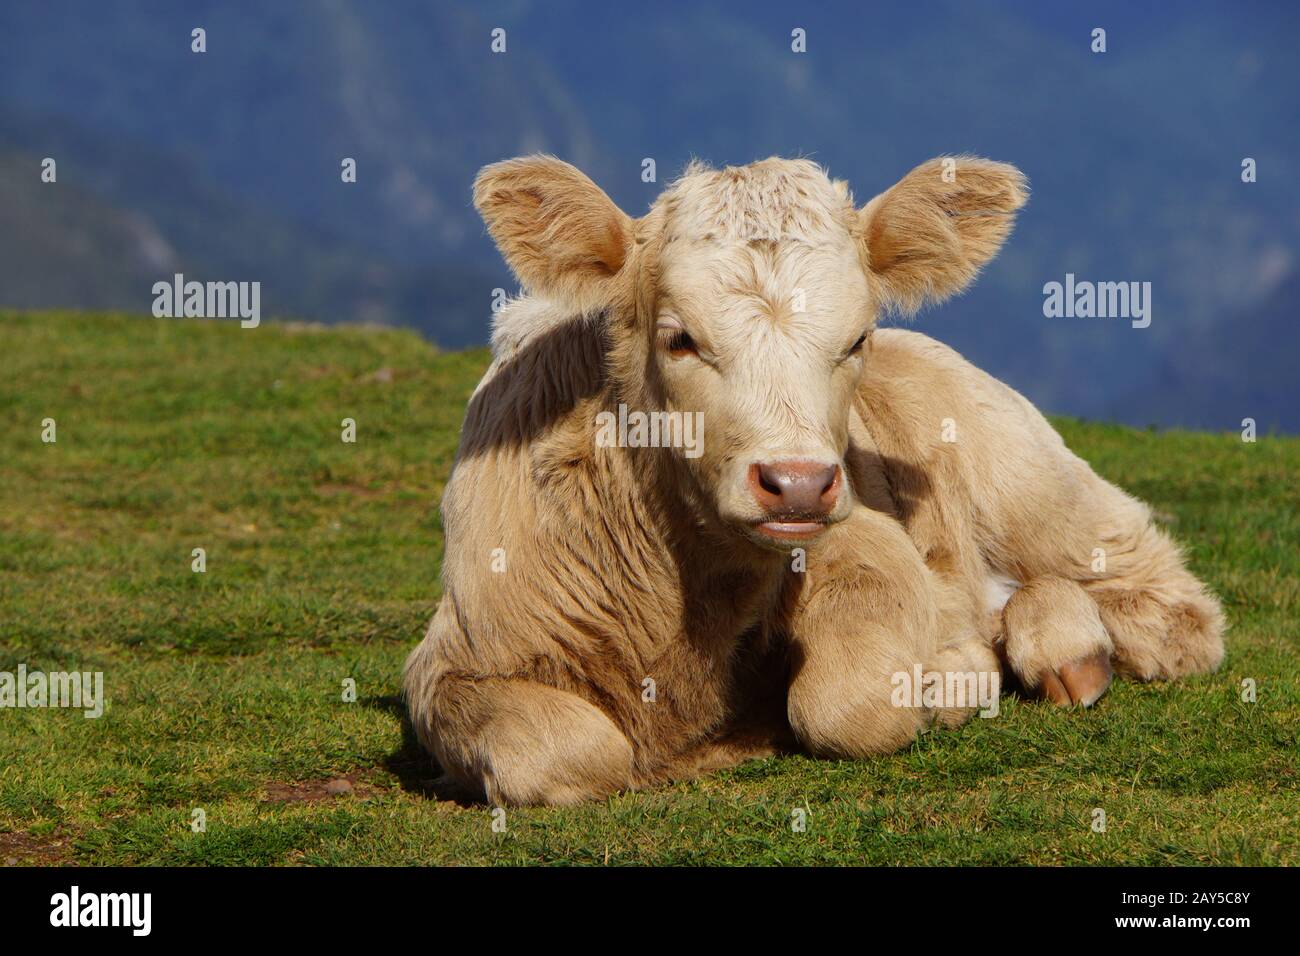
(818, 465, 841, 503)
(756, 464, 784, 498)
(749, 460, 841, 514)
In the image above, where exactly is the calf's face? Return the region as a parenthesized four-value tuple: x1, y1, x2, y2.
(647, 212, 869, 545)
(473, 155, 1026, 550)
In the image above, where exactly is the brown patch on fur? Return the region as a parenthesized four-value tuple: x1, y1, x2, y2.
(459, 316, 608, 459)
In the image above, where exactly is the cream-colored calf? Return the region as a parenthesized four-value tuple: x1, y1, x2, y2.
(404, 155, 1225, 805)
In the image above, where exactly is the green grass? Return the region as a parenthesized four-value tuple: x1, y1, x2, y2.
(1, 310, 1296, 866)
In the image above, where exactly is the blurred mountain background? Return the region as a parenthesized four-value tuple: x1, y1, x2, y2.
(1, 0, 1296, 430)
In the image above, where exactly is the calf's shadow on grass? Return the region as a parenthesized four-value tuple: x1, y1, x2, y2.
(364, 694, 483, 808)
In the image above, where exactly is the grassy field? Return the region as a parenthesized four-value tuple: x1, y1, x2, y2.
(1, 310, 1296, 866)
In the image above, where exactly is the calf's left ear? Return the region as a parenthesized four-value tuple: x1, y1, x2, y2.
(859, 156, 1028, 316)
(473, 155, 633, 314)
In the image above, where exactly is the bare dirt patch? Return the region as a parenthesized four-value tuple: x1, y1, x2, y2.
(0, 830, 75, 866)
(261, 773, 375, 804)
(314, 481, 387, 499)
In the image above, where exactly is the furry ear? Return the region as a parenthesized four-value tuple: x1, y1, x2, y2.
(859, 156, 1028, 316)
(473, 155, 633, 313)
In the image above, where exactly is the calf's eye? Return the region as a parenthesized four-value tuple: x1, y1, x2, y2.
(849, 332, 867, 354)
(664, 330, 698, 358)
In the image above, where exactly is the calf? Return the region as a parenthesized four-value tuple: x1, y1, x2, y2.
(404, 155, 1225, 805)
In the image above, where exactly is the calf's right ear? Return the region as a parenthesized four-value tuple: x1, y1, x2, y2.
(473, 155, 633, 314)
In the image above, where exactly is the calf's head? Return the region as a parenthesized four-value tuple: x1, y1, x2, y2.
(473, 155, 1026, 549)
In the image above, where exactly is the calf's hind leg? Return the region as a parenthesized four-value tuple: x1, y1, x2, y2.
(1079, 521, 1225, 682)
(408, 674, 635, 807)
(1002, 519, 1225, 705)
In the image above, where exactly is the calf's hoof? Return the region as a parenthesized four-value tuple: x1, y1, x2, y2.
(1033, 648, 1113, 708)
(1000, 577, 1114, 708)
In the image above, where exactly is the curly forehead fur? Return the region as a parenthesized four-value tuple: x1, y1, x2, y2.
(653, 158, 858, 245)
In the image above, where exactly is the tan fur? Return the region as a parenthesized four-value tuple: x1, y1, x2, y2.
(405, 154, 1225, 805)
(861, 156, 1028, 316)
